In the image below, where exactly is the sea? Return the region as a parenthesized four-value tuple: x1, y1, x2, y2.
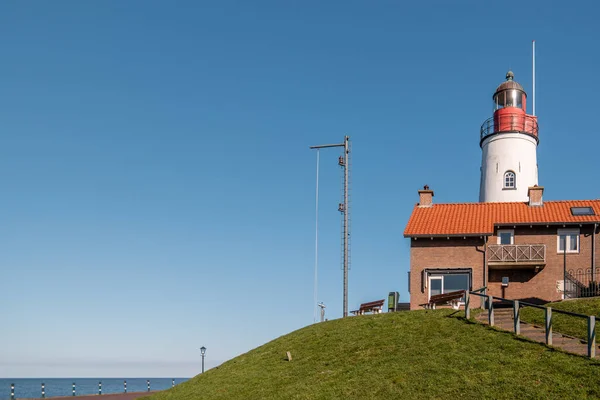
(0, 378, 189, 399)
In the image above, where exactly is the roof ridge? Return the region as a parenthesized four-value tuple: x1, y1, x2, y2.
(428, 199, 600, 206)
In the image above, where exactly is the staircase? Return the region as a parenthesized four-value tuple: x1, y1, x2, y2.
(476, 308, 600, 358)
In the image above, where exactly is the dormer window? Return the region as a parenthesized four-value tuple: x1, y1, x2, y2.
(504, 171, 516, 189)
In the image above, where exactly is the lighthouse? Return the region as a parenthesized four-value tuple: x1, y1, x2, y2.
(479, 71, 539, 202)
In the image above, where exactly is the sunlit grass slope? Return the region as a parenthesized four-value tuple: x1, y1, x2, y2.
(144, 310, 600, 400)
(520, 297, 600, 340)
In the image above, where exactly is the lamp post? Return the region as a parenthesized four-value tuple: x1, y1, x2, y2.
(318, 302, 326, 322)
(200, 346, 206, 373)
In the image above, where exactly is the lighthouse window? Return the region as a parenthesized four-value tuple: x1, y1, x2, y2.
(504, 171, 516, 189)
(494, 90, 524, 110)
(506, 91, 515, 107)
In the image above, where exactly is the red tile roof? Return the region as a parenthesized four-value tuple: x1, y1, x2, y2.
(404, 200, 600, 237)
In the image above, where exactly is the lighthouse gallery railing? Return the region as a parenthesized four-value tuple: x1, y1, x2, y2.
(480, 114, 539, 142)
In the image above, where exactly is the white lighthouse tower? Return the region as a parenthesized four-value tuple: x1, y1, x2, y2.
(479, 71, 539, 202)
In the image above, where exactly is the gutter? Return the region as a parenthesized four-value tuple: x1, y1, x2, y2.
(404, 233, 492, 239)
(494, 221, 600, 228)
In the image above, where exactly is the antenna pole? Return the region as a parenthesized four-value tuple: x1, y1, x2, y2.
(313, 150, 320, 323)
(532, 40, 536, 116)
(309, 136, 351, 318)
(342, 136, 349, 318)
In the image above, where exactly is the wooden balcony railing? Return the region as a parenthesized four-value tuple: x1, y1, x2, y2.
(487, 244, 546, 265)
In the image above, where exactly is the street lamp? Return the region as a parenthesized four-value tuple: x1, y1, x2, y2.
(200, 346, 206, 373)
(318, 302, 326, 322)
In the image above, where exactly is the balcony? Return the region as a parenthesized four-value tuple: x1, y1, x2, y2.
(480, 114, 539, 144)
(487, 244, 546, 269)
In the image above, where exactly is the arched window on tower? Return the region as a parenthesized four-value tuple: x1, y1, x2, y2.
(504, 171, 516, 189)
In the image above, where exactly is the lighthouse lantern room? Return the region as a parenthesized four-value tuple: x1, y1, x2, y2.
(479, 71, 539, 203)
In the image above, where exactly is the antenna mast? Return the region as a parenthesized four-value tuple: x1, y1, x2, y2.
(532, 40, 536, 116)
(310, 136, 351, 317)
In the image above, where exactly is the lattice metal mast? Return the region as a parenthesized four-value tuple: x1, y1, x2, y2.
(310, 136, 351, 317)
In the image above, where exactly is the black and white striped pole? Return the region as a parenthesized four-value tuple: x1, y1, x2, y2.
(147, 380, 150, 392)
(172, 379, 175, 388)
(98, 381, 102, 395)
(124, 380, 127, 393)
(72, 382, 76, 396)
(10, 383, 15, 400)
(42, 382, 45, 398)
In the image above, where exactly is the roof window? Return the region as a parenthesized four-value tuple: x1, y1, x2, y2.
(570, 206, 595, 216)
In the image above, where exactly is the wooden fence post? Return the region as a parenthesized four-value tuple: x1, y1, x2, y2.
(465, 292, 470, 319)
(545, 307, 552, 346)
(487, 295, 494, 326)
(513, 300, 520, 335)
(588, 315, 596, 358)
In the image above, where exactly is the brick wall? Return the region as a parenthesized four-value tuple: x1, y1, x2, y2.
(408, 224, 599, 309)
(409, 237, 485, 309)
(487, 224, 599, 303)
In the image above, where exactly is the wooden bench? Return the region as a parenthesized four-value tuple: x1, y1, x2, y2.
(420, 290, 465, 310)
(350, 299, 385, 315)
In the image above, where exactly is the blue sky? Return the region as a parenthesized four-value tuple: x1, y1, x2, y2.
(1, 1, 599, 378)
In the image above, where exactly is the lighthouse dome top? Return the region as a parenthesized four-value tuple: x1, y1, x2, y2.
(493, 71, 525, 98)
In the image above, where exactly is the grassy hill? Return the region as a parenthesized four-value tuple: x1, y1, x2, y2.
(143, 310, 600, 400)
(520, 297, 600, 340)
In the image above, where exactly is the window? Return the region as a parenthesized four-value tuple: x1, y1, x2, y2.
(504, 171, 516, 189)
(425, 270, 471, 302)
(497, 229, 514, 245)
(557, 229, 579, 253)
(571, 207, 595, 216)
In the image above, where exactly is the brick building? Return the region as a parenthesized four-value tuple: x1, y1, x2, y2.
(403, 71, 599, 309)
(404, 186, 600, 309)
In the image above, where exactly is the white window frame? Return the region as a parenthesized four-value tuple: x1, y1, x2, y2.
(427, 273, 471, 303)
(497, 229, 514, 245)
(504, 171, 516, 189)
(557, 228, 580, 254)
(428, 276, 443, 301)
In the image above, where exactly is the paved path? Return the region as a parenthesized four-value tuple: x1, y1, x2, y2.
(22, 391, 157, 400)
(475, 308, 600, 358)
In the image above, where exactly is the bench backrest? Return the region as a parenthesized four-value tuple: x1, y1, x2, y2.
(359, 299, 385, 310)
(429, 290, 465, 305)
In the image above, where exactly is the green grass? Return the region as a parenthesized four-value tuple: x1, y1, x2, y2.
(520, 297, 600, 340)
(143, 310, 600, 400)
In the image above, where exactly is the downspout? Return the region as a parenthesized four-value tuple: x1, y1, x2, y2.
(475, 236, 489, 308)
(484, 236, 488, 306)
(593, 223, 597, 282)
(483, 236, 488, 291)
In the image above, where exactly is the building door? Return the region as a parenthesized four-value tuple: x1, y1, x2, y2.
(429, 276, 443, 300)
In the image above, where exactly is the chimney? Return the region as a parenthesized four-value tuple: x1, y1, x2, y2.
(418, 185, 434, 207)
(528, 185, 544, 206)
